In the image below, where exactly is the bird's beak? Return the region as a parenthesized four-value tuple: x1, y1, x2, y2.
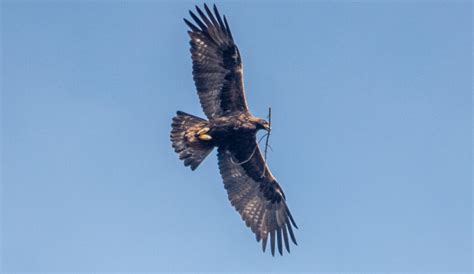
(263, 124, 271, 131)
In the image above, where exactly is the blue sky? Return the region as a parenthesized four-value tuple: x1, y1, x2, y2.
(1, 0, 472, 272)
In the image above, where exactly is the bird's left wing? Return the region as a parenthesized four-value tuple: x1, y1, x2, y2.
(184, 4, 249, 120)
(217, 142, 298, 256)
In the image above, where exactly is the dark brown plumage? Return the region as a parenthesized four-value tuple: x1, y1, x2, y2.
(171, 4, 297, 256)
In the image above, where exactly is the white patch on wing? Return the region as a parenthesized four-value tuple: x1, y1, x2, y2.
(231, 172, 242, 178)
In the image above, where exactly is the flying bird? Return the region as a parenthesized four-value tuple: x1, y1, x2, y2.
(170, 4, 297, 256)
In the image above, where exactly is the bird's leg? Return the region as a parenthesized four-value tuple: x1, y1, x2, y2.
(196, 127, 212, 141)
(196, 127, 209, 135)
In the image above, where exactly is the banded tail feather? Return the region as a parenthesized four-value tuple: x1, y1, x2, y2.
(170, 111, 214, 170)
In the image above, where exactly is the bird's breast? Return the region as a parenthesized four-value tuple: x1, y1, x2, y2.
(209, 117, 256, 145)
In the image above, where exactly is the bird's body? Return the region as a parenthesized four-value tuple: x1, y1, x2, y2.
(170, 4, 298, 256)
(207, 112, 267, 142)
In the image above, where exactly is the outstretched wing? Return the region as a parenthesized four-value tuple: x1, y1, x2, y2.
(184, 4, 248, 120)
(217, 141, 298, 256)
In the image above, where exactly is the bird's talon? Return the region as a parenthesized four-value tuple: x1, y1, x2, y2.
(196, 127, 210, 136)
(198, 134, 212, 141)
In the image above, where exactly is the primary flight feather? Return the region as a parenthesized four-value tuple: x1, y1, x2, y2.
(170, 4, 297, 256)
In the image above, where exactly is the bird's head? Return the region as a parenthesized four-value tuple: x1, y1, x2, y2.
(252, 117, 271, 132)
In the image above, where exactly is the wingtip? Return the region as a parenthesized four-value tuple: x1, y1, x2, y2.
(286, 208, 298, 229)
(262, 236, 268, 253)
(183, 18, 198, 32)
(188, 9, 198, 22)
(292, 235, 298, 246)
(195, 5, 205, 19)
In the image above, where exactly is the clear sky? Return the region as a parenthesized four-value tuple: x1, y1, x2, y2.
(1, 0, 472, 272)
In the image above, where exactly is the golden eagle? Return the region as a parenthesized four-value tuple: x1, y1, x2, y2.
(170, 4, 297, 256)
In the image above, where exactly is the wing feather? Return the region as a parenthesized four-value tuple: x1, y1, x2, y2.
(185, 4, 248, 120)
(217, 143, 297, 256)
(277, 226, 283, 256)
(282, 222, 290, 253)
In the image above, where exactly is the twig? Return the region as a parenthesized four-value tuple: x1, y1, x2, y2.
(261, 107, 272, 178)
(267, 144, 274, 152)
(230, 133, 269, 165)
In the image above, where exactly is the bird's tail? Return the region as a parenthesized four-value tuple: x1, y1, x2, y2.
(170, 111, 214, 170)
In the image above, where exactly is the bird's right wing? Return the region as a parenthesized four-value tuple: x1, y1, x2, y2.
(184, 4, 249, 120)
(217, 142, 298, 256)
